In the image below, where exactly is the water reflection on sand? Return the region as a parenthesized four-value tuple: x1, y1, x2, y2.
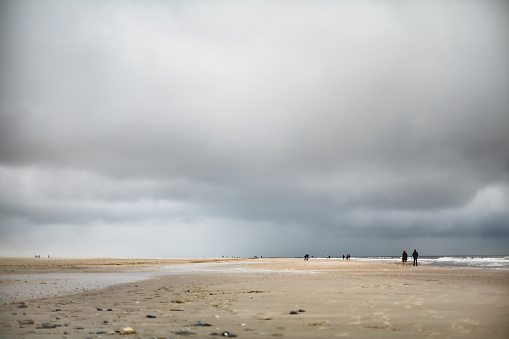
(0, 261, 302, 303)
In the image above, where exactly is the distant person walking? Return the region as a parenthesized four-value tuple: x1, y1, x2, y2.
(304, 254, 309, 261)
(402, 250, 408, 266)
(412, 249, 419, 266)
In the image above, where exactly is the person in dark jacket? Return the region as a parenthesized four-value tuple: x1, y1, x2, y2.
(402, 250, 408, 266)
(412, 249, 419, 266)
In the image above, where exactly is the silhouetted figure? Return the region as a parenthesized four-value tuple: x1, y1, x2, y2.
(402, 250, 408, 266)
(304, 254, 309, 261)
(412, 249, 419, 266)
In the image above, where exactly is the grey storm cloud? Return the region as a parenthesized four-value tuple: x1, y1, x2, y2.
(0, 0, 508, 257)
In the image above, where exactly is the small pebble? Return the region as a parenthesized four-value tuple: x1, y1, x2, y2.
(118, 327, 136, 335)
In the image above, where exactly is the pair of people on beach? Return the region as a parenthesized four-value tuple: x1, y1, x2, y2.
(402, 249, 418, 266)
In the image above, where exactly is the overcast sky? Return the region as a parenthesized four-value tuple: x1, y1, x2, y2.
(1, 0, 508, 258)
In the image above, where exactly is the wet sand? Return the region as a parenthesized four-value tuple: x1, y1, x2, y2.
(1, 258, 508, 338)
(0, 258, 246, 303)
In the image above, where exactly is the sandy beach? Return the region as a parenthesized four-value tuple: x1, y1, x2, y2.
(0, 258, 508, 338)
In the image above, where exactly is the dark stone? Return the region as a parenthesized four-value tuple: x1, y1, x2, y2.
(194, 322, 212, 327)
(290, 311, 298, 314)
(176, 330, 196, 335)
(146, 315, 157, 318)
(107, 309, 113, 311)
(299, 309, 306, 312)
(36, 323, 56, 329)
(221, 331, 237, 337)
(96, 308, 102, 311)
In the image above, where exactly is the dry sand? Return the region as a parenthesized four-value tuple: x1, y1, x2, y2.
(0, 258, 508, 338)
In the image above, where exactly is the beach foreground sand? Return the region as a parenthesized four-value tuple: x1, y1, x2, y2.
(1, 258, 508, 338)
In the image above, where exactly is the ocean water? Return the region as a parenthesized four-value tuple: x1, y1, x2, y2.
(420, 256, 509, 270)
(349, 255, 509, 270)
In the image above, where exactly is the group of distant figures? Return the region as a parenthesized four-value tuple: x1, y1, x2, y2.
(402, 249, 419, 266)
(35, 255, 50, 258)
(303, 254, 351, 261)
(303, 250, 420, 266)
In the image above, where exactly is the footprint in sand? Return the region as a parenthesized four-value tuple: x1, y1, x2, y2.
(348, 316, 361, 325)
(414, 298, 424, 306)
(425, 309, 444, 319)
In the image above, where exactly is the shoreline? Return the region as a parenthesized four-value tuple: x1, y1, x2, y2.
(1, 258, 508, 338)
